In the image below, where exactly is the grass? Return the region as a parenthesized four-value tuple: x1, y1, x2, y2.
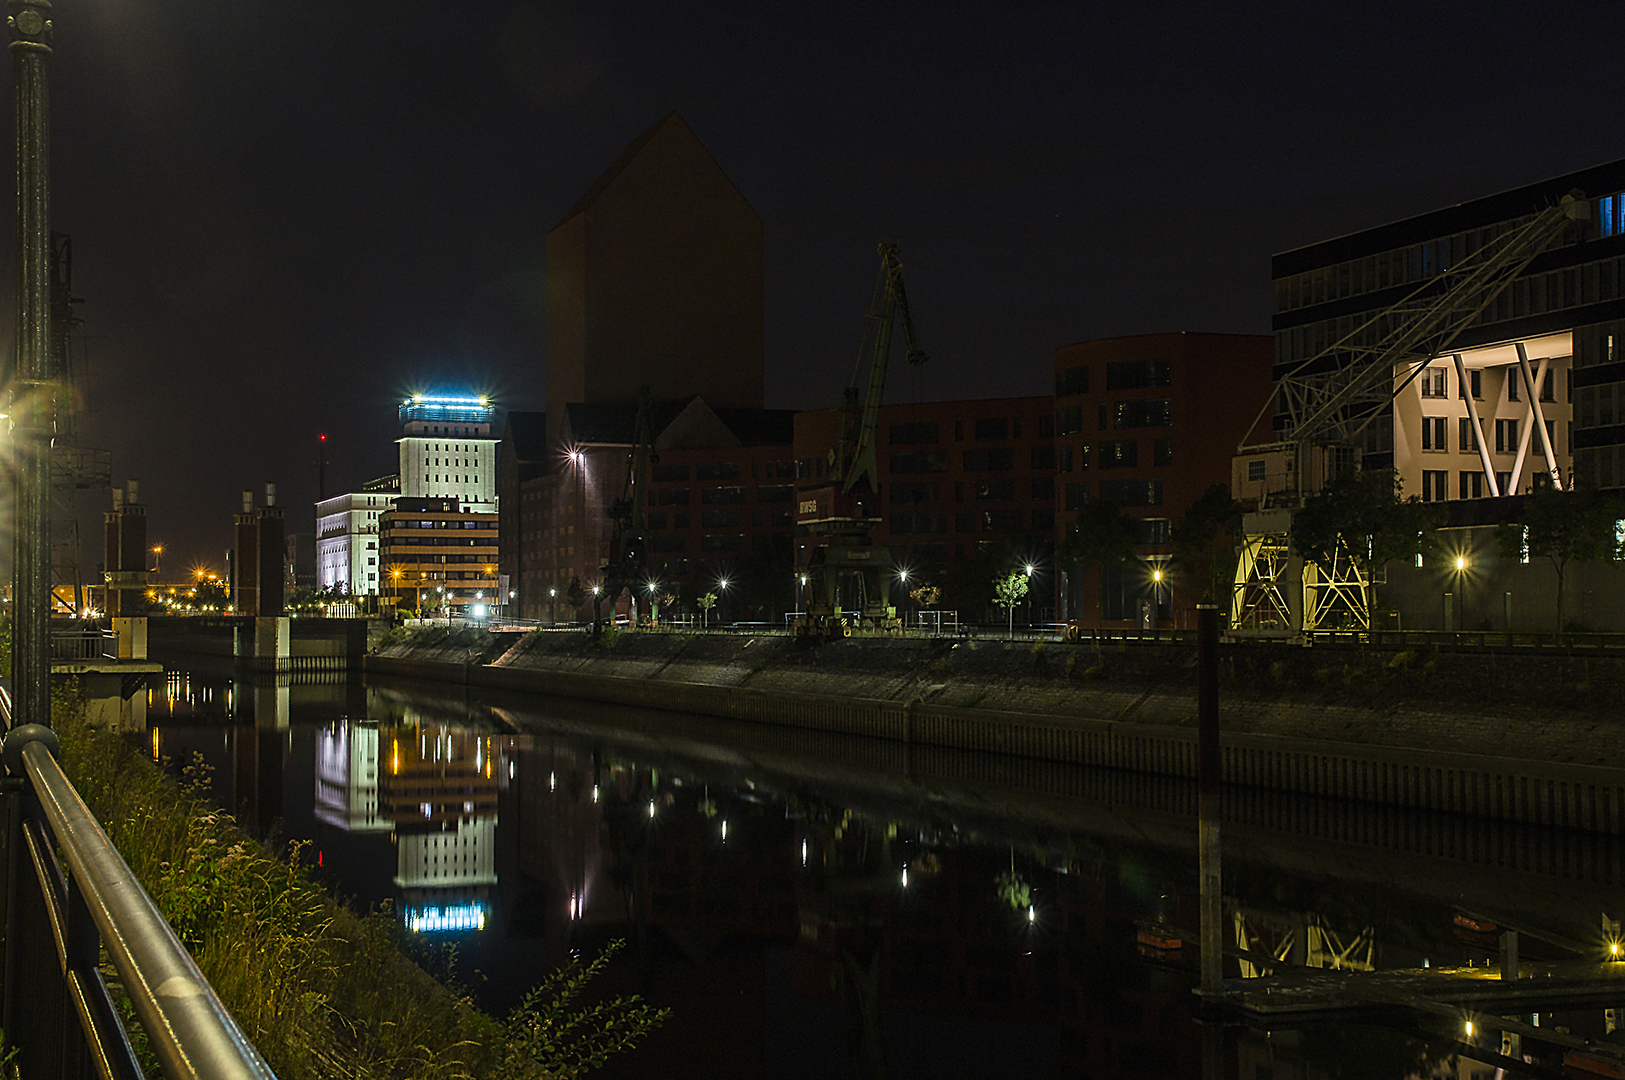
(50, 688, 665, 1080)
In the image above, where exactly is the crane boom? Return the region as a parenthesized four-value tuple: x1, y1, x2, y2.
(836, 242, 928, 501)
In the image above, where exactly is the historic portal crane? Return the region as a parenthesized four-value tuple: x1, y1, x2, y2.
(796, 242, 928, 637)
(1231, 192, 1589, 636)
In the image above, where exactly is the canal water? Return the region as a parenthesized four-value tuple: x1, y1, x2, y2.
(139, 666, 1625, 1079)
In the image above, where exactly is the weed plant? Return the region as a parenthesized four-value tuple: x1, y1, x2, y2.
(50, 691, 665, 1079)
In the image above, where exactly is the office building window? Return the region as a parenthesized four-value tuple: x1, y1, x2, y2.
(1495, 471, 1512, 494)
(1421, 417, 1446, 451)
(1420, 367, 1447, 397)
(1458, 369, 1482, 400)
(889, 421, 939, 445)
(1105, 358, 1172, 390)
(1057, 405, 1083, 436)
(1421, 470, 1448, 502)
(1099, 440, 1138, 468)
(1153, 437, 1172, 466)
(1056, 366, 1089, 396)
(1057, 445, 1074, 473)
(1114, 399, 1172, 429)
(1458, 471, 1484, 500)
(1247, 459, 1266, 482)
(1458, 417, 1480, 453)
(1064, 482, 1088, 510)
(1495, 418, 1519, 453)
(974, 417, 1008, 441)
(1099, 478, 1162, 506)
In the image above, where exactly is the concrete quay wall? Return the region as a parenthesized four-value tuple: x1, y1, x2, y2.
(365, 631, 1625, 836)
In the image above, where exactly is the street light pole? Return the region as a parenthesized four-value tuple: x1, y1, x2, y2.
(10, 0, 52, 728)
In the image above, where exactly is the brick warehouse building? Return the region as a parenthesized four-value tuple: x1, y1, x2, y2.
(792, 396, 1057, 619)
(1052, 333, 1273, 628)
(502, 398, 796, 622)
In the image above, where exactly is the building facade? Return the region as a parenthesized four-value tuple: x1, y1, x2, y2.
(508, 398, 796, 622)
(793, 396, 1057, 618)
(545, 112, 764, 413)
(380, 497, 499, 618)
(315, 475, 400, 597)
(1052, 333, 1274, 626)
(1261, 159, 1625, 500)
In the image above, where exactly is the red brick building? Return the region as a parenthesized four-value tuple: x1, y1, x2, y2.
(1051, 332, 1273, 628)
(793, 396, 1056, 619)
(502, 399, 796, 622)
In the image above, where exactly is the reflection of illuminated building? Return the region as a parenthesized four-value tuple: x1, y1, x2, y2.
(381, 724, 500, 931)
(395, 818, 496, 889)
(314, 722, 389, 833)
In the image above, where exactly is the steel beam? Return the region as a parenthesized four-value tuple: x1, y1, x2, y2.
(1517, 343, 1563, 490)
(1452, 353, 1500, 497)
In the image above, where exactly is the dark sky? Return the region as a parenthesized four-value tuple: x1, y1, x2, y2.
(8, 0, 1625, 573)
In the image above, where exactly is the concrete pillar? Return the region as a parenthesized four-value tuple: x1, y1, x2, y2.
(112, 617, 146, 660)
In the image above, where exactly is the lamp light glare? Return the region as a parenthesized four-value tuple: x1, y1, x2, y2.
(1455, 555, 1467, 571)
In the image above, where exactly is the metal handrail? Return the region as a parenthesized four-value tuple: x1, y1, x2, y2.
(2, 691, 277, 1080)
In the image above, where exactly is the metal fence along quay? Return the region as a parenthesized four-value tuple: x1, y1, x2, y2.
(0, 692, 277, 1080)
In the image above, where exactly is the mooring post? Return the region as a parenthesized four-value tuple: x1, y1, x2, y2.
(1198, 604, 1222, 1001)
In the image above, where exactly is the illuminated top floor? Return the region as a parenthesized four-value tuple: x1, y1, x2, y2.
(399, 393, 496, 434)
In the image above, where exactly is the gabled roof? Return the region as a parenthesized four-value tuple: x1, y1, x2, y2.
(502, 411, 549, 463)
(561, 398, 794, 451)
(712, 407, 795, 447)
(552, 111, 758, 230)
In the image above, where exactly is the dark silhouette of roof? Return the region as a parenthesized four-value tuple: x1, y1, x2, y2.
(713, 407, 796, 447)
(502, 411, 549, 463)
(552, 111, 758, 230)
(564, 398, 792, 449)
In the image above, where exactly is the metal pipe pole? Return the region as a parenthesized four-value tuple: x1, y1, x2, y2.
(1197, 603, 1222, 1000)
(10, 0, 53, 730)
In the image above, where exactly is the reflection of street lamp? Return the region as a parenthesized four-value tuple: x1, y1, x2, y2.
(717, 577, 730, 627)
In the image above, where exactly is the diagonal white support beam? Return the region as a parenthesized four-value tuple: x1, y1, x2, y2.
(1453, 353, 1500, 496)
(1507, 368, 1535, 494)
(1517, 343, 1563, 490)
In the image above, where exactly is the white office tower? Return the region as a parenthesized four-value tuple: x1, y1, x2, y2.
(314, 475, 399, 596)
(398, 394, 499, 513)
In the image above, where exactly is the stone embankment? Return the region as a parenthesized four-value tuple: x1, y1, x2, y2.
(369, 628, 1625, 835)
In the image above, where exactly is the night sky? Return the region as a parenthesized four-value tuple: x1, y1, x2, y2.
(6, 0, 1625, 573)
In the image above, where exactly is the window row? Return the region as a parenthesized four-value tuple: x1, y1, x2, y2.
(889, 479, 1056, 505)
(1280, 258, 1625, 360)
(1420, 416, 1553, 454)
(1063, 479, 1165, 509)
(889, 510, 1054, 536)
(651, 460, 796, 483)
(653, 484, 795, 506)
(646, 508, 794, 530)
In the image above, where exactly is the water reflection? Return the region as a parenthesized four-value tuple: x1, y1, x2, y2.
(141, 669, 1625, 1078)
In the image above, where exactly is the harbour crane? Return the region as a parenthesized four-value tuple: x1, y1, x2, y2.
(796, 242, 928, 638)
(1231, 192, 1589, 636)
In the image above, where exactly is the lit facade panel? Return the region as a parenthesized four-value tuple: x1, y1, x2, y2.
(397, 396, 499, 513)
(314, 489, 396, 596)
(380, 499, 500, 615)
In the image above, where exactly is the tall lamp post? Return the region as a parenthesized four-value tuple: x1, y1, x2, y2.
(10, 0, 52, 727)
